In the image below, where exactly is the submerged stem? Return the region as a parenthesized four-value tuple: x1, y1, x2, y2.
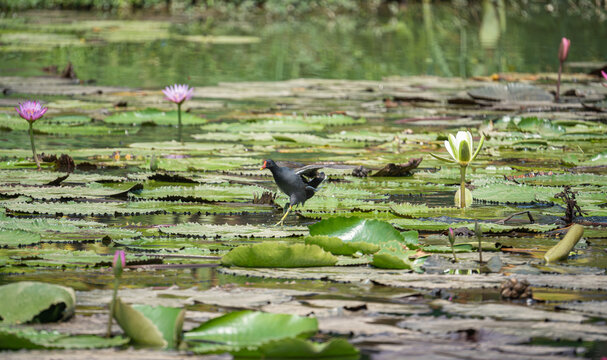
(177, 102, 183, 143)
(28, 122, 40, 171)
(106, 278, 120, 337)
(459, 165, 467, 208)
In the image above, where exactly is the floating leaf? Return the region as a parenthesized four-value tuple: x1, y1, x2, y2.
(133, 184, 266, 202)
(160, 223, 306, 239)
(472, 183, 560, 204)
(0, 281, 75, 324)
(104, 109, 206, 126)
(468, 83, 553, 102)
(221, 243, 337, 268)
(232, 338, 359, 359)
(0, 327, 128, 350)
(516, 117, 565, 136)
(113, 298, 184, 348)
(304, 235, 380, 256)
(309, 217, 405, 245)
(0, 229, 41, 247)
(184, 310, 318, 354)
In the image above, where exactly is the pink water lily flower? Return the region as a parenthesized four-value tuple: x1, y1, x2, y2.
(558, 37, 570, 63)
(15, 100, 47, 123)
(162, 84, 193, 105)
(601, 70, 607, 87)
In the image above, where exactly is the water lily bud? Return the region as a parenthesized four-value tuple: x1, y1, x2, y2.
(150, 154, 158, 172)
(448, 228, 455, 245)
(474, 222, 482, 238)
(558, 37, 570, 63)
(112, 250, 126, 277)
(458, 139, 471, 163)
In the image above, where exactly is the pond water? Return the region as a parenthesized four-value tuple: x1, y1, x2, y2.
(1, 3, 607, 359)
(0, 2, 606, 88)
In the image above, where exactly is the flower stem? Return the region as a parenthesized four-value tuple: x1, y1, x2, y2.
(451, 243, 458, 262)
(28, 122, 40, 171)
(177, 103, 182, 143)
(459, 165, 467, 208)
(556, 61, 562, 102)
(106, 277, 120, 337)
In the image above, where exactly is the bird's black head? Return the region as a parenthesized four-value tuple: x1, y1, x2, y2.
(260, 159, 277, 170)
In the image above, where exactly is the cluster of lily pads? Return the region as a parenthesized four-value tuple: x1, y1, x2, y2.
(0, 280, 358, 358)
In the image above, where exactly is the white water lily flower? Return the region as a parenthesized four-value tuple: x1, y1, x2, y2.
(446, 131, 474, 163)
(430, 130, 484, 166)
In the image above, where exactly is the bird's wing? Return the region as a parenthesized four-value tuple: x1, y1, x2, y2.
(295, 164, 324, 178)
(304, 186, 317, 201)
(305, 172, 326, 189)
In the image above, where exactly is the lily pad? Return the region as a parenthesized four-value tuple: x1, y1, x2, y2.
(304, 235, 380, 256)
(233, 338, 359, 359)
(221, 243, 338, 268)
(103, 109, 206, 126)
(0, 281, 75, 324)
(113, 298, 185, 348)
(468, 83, 553, 102)
(184, 310, 318, 354)
(0, 229, 41, 247)
(0, 327, 129, 350)
(309, 217, 405, 245)
(159, 223, 307, 239)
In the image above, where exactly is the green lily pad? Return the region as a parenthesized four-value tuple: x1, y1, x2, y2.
(202, 120, 324, 133)
(103, 109, 206, 126)
(0, 281, 75, 324)
(472, 183, 561, 204)
(159, 223, 307, 239)
(309, 217, 405, 245)
(0, 229, 41, 247)
(221, 243, 337, 268)
(304, 235, 380, 256)
(113, 298, 185, 348)
(133, 184, 266, 202)
(0, 183, 142, 201)
(370, 240, 416, 270)
(516, 117, 565, 136)
(0, 327, 128, 350)
(232, 338, 359, 359)
(184, 310, 318, 354)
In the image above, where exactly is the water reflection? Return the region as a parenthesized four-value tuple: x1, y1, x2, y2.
(0, 3, 604, 87)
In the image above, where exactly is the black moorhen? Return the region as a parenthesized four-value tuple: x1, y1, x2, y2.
(260, 159, 326, 225)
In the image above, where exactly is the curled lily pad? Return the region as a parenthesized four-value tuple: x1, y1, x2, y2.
(0, 281, 75, 324)
(184, 310, 318, 354)
(113, 298, 185, 348)
(221, 243, 337, 268)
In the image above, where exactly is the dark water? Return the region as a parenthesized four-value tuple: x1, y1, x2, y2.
(0, 2, 605, 88)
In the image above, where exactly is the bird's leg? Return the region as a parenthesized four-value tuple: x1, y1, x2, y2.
(275, 205, 292, 226)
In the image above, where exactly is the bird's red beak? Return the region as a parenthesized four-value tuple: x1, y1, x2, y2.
(260, 160, 267, 170)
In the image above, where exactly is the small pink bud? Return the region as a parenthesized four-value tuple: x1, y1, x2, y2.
(112, 250, 126, 269)
(601, 70, 607, 87)
(558, 37, 570, 63)
(448, 228, 455, 244)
